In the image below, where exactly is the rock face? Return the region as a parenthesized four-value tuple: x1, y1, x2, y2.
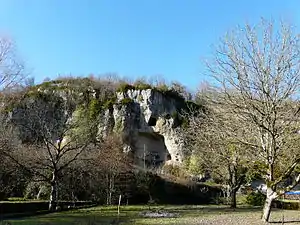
(97, 89, 187, 167)
(8, 81, 190, 168)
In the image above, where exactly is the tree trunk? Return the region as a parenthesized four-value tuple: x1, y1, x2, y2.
(229, 188, 237, 208)
(56, 180, 59, 203)
(148, 193, 153, 210)
(106, 175, 110, 205)
(110, 176, 114, 204)
(106, 174, 113, 205)
(36, 186, 43, 200)
(148, 192, 153, 202)
(262, 196, 273, 222)
(49, 171, 58, 211)
(261, 187, 277, 222)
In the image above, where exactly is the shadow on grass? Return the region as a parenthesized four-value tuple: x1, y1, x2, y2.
(86, 205, 263, 216)
(270, 220, 300, 224)
(3, 211, 132, 225)
(173, 205, 262, 213)
(2, 205, 267, 225)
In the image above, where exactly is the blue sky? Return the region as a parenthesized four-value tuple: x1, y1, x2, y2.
(0, 0, 299, 90)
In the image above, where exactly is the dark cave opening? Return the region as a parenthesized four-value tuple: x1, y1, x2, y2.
(148, 116, 157, 126)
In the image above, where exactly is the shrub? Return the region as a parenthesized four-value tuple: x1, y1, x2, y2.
(7, 197, 27, 201)
(137, 95, 144, 102)
(114, 118, 123, 132)
(171, 111, 178, 119)
(24, 182, 50, 200)
(102, 97, 117, 109)
(135, 82, 152, 90)
(38, 81, 52, 88)
(117, 81, 152, 92)
(162, 164, 186, 178)
(116, 83, 135, 92)
(120, 98, 134, 105)
(88, 99, 102, 119)
(0, 201, 49, 214)
(273, 200, 300, 210)
(181, 118, 189, 129)
(185, 100, 203, 112)
(155, 84, 169, 93)
(0, 201, 94, 214)
(154, 85, 186, 102)
(246, 191, 266, 206)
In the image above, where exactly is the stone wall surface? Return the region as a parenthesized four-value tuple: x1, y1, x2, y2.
(97, 89, 187, 166)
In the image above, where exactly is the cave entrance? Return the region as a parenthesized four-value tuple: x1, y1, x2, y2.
(134, 132, 170, 168)
(147, 116, 157, 126)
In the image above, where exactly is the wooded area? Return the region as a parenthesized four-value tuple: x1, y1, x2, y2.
(1, 19, 300, 223)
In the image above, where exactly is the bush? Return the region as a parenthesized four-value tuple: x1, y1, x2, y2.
(181, 118, 189, 129)
(117, 81, 152, 93)
(0, 201, 49, 214)
(246, 191, 266, 206)
(154, 85, 185, 102)
(120, 98, 134, 105)
(102, 97, 117, 109)
(162, 164, 186, 178)
(88, 99, 102, 119)
(116, 83, 135, 92)
(7, 197, 27, 202)
(0, 201, 95, 214)
(273, 200, 300, 210)
(134, 81, 152, 90)
(155, 84, 169, 93)
(185, 100, 203, 113)
(24, 182, 50, 200)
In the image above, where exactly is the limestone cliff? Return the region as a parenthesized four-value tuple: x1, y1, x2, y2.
(97, 89, 188, 167)
(7, 79, 195, 168)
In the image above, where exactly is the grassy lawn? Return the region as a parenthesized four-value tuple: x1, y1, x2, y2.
(2, 205, 300, 225)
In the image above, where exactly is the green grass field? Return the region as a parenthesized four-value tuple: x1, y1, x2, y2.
(2, 205, 300, 225)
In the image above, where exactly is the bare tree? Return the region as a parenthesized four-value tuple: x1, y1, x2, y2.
(91, 134, 131, 205)
(0, 35, 27, 199)
(0, 36, 25, 91)
(8, 92, 94, 211)
(186, 97, 249, 208)
(0, 121, 28, 200)
(207, 19, 300, 221)
(170, 81, 192, 100)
